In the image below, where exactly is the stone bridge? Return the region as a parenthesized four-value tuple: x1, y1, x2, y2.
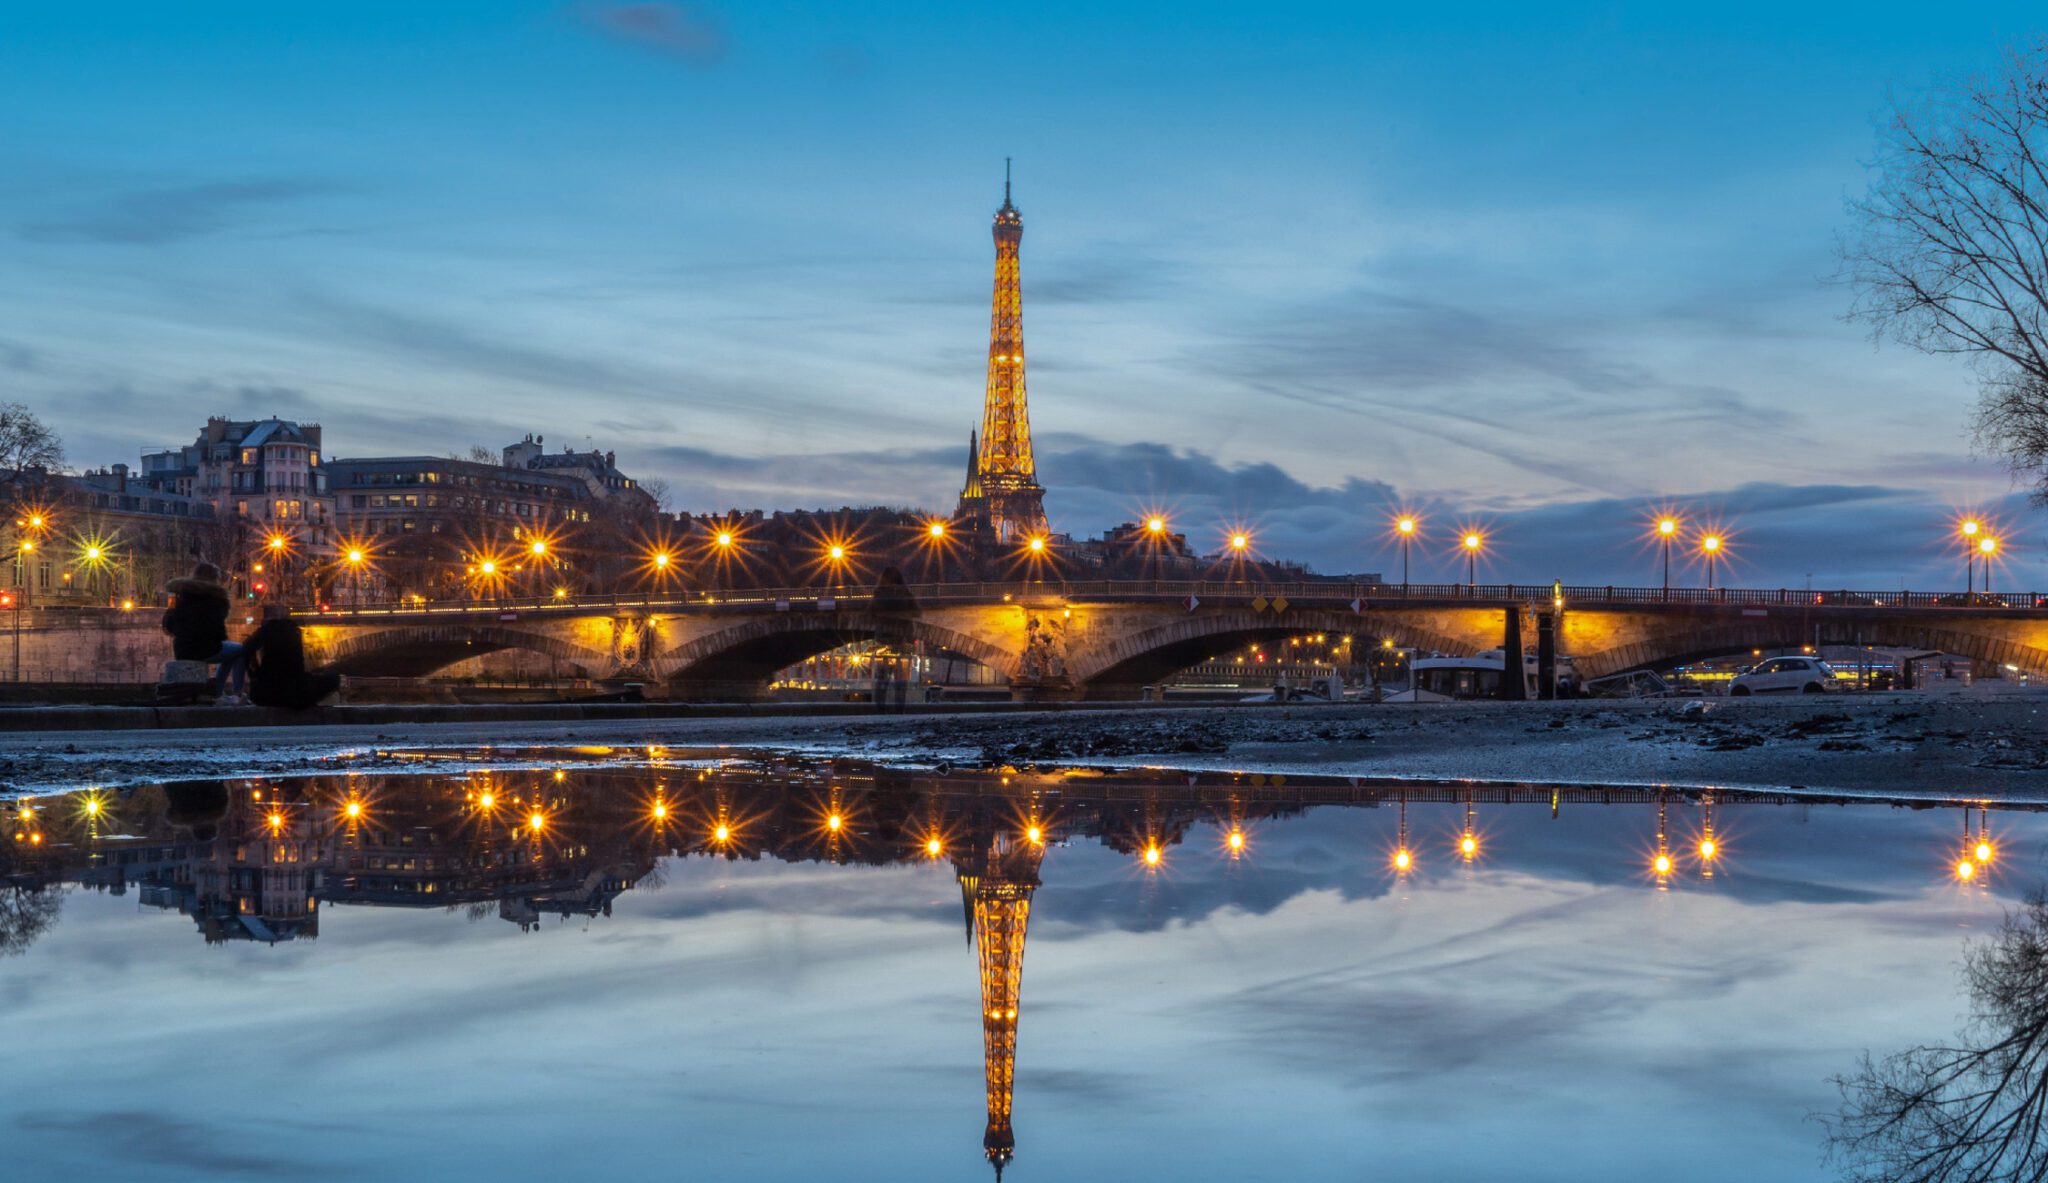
(281, 581, 2048, 700)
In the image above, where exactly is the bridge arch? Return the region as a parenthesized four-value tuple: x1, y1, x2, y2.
(310, 624, 608, 679)
(1068, 608, 1482, 696)
(1575, 614, 2048, 679)
(655, 612, 1022, 697)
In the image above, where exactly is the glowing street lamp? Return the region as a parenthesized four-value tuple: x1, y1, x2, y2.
(1393, 515, 1419, 592)
(341, 543, 370, 607)
(1977, 536, 1999, 599)
(1655, 516, 1680, 596)
(1140, 514, 1170, 581)
(1698, 533, 1724, 589)
(1462, 531, 1484, 589)
(1961, 518, 1982, 595)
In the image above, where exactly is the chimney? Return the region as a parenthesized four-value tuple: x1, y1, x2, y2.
(113, 462, 129, 492)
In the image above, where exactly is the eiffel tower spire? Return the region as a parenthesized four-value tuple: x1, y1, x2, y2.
(957, 163, 1048, 544)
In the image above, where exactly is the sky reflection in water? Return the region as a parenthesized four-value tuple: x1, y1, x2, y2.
(0, 763, 2038, 1182)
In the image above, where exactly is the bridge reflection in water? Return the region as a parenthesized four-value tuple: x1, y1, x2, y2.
(2, 760, 2036, 1176)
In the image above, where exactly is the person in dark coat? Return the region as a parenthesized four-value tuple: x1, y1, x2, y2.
(162, 562, 245, 700)
(243, 616, 341, 710)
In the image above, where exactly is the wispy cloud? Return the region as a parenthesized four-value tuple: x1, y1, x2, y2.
(577, 3, 727, 66)
(19, 178, 339, 245)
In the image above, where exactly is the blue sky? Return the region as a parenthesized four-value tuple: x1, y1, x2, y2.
(2, 2, 2045, 585)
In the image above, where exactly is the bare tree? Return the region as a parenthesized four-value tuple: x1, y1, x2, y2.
(0, 884, 62, 957)
(0, 401, 64, 487)
(1842, 42, 2048, 495)
(1824, 889, 2048, 1181)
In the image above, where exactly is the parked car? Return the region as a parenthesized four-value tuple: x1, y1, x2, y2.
(1728, 656, 1838, 696)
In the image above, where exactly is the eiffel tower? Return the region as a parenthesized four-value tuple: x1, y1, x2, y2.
(956, 160, 1049, 544)
(956, 818, 1044, 1178)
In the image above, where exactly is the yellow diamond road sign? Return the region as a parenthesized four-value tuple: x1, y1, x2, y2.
(1250, 596, 1269, 612)
(1271, 596, 1289, 614)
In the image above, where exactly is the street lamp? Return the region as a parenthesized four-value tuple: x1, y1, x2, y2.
(922, 519, 950, 582)
(267, 533, 289, 603)
(1395, 516, 1417, 592)
(1978, 536, 1999, 598)
(707, 528, 738, 595)
(1699, 534, 1723, 590)
(1462, 531, 1483, 590)
(1656, 516, 1679, 597)
(344, 546, 367, 606)
(1962, 519, 1983, 595)
(1144, 515, 1169, 581)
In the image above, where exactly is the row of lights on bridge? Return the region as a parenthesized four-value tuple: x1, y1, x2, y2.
(18, 788, 2009, 893)
(6, 503, 2022, 609)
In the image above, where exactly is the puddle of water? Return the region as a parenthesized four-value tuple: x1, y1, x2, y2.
(1, 760, 2039, 1181)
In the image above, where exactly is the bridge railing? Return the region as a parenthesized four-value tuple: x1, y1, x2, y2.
(287, 580, 2048, 618)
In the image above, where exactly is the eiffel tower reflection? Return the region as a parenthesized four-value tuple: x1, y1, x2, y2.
(953, 805, 1044, 1179)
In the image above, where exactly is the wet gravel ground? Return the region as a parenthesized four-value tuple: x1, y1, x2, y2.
(5, 684, 2048, 798)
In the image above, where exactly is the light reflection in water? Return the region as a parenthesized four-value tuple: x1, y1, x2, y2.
(2, 762, 2045, 1179)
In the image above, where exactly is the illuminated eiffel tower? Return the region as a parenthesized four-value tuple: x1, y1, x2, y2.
(956, 822, 1044, 1178)
(956, 160, 1048, 545)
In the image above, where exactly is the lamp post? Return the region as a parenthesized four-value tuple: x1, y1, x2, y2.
(1145, 515, 1168, 583)
(1396, 516, 1416, 593)
(1699, 534, 1723, 590)
(1462, 532, 1483, 591)
(1656, 517, 1678, 598)
(825, 543, 847, 596)
(1978, 536, 1998, 600)
(10, 539, 30, 681)
(1962, 519, 1980, 595)
(712, 529, 736, 596)
(345, 547, 366, 607)
(527, 537, 548, 602)
(266, 534, 288, 605)
(922, 520, 947, 584)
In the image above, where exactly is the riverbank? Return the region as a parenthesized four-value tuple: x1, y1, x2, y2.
(4, 684, 2047, 798)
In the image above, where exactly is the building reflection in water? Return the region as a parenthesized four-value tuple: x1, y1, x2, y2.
(3, 762, 2043, 1176)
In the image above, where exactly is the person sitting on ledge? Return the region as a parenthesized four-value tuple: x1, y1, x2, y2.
(162, 562, 246, 704)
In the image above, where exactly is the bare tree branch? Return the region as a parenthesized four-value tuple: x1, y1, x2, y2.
(1842, 41, 2048, 499)
(0, 401, 64, 487)
(1824, 889, 2048, 1181)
